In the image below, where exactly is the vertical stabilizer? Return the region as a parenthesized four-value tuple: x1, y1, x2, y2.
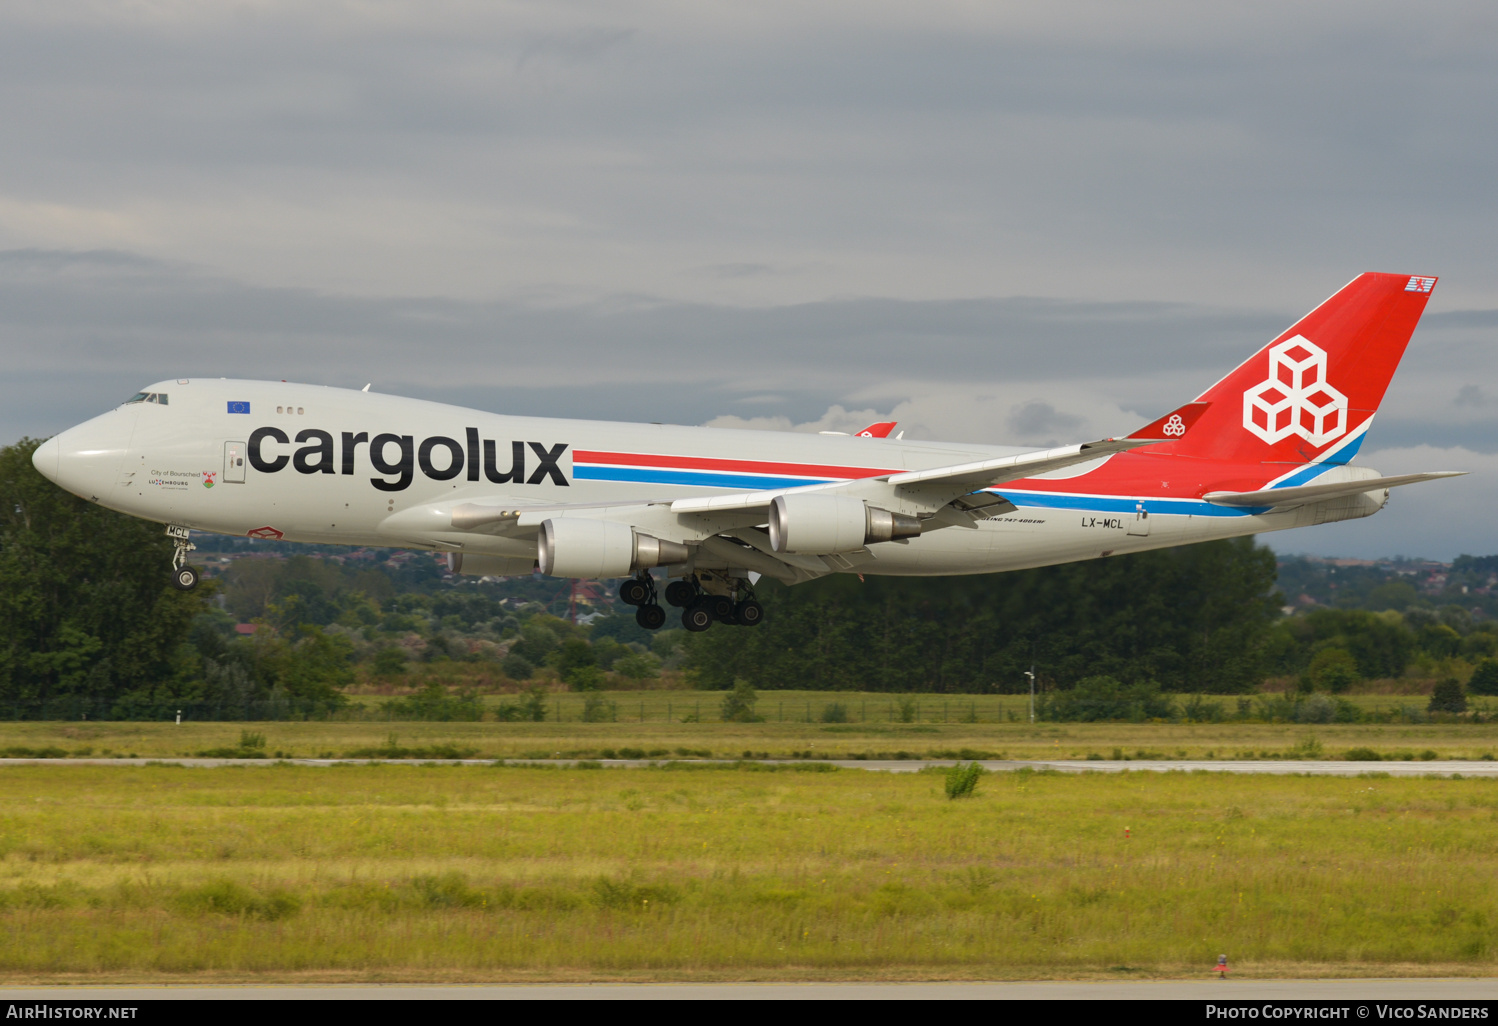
(1146, 273, 1436, 466)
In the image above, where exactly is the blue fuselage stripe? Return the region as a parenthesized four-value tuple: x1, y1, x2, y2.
(999, 492, 1268, 516)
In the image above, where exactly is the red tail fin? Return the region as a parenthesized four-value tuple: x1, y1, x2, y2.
(1147, 273, 1437, 466)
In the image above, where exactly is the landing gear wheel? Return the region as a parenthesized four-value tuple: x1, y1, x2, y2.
(664, 580, 696, 608)
(635, 603, 666, 630)
(618, 578, 651, 606)
(166, 524, 197, 591)
(734, 599, 764, 627)
(681, 603, 714, 632)
(705, 594, 735, 622)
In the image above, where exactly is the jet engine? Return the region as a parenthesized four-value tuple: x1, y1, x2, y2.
(538, 518, 690, 578)
(768, 493, 921, 554)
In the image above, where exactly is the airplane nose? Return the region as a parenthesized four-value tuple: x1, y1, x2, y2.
(32, 436, 60, 484)
(35, 413, 132, 500)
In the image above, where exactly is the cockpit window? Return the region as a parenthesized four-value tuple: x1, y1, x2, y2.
(124, 392, 168, 406)
(125, 392, 149, 404)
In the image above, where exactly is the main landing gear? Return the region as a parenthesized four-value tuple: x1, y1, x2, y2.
(665, 575, 763, 633)
(618, 572, 667, 630)
(166, 524, 199, 591)
(619, 572, 763, 632)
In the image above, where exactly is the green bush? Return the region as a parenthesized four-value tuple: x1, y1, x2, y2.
(501, 653, 535, 681)
(1345, 747, 1381, 761)
(820, 702, 849, 723)
(613, 652, 661, 681)
(1468, 659, 1498, 697)
(1040, 676, 1175, 722)
(897, 697, 917, 723)
(720, 679, 762, 722)
(371, 646, 408, 677)
(378, 681, 483, 721)
(517, 686, 549, 722)
(1428, 678, 1467, 714)
(551, 638, 599, 690)
(1181, 694, 1224, 722)
(1306, 646, 1361, 694)
(581, 693, 617, 723)
(945, 762, 983, 799)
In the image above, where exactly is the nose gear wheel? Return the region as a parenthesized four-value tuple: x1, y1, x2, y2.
(166, 525, 198, 591)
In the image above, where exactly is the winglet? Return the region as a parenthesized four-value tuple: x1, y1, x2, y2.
(1128, 402, 1211, 441)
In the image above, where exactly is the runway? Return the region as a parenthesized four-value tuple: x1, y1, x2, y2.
(1, 757, 1495, 777)
(3, 979, 1497, 999)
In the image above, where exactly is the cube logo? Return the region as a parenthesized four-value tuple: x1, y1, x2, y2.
(1242, 335, 1347, 447)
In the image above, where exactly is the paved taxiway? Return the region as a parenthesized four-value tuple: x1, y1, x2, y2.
(2, 757, 1496, 776)
(3, 980, 1498, 999)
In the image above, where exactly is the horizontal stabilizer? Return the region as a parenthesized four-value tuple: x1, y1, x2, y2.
(1203, 471, 1466, 507)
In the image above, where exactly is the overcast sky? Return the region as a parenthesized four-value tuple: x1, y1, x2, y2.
(1, 1, 1494, 559)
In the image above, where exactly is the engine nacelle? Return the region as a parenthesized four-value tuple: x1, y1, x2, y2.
(768, 493, 921, 553)
(537, 519, 689, 578)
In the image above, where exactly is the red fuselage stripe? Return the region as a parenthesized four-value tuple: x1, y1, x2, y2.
(573, 450, 898, 480)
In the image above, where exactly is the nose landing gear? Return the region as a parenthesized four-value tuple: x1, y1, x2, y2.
(167, 525, 198, 591)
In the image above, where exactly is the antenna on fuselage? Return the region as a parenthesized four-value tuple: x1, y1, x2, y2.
(361, 384, 371, 392)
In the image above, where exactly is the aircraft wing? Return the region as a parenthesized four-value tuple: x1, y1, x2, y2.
(671, 402, 1209, 516)
(1203, 471, 1467, 507)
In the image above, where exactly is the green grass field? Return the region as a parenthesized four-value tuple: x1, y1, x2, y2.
(1, 689, 1496, 762)
(1, 763, 1496, 982)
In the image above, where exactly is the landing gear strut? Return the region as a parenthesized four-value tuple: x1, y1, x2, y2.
(677, 574, 763, 632)
(619, 572, 667, 630)
(166, 525, 198, 591)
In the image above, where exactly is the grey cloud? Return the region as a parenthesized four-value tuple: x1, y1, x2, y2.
(0, 5, 1495, 307)
(1006, 400, 1085, 445)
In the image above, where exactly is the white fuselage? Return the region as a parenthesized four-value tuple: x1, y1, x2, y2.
(33, 378, 1366, 580)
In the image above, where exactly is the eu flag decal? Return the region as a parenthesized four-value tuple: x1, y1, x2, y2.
(227, 401, 251, 414)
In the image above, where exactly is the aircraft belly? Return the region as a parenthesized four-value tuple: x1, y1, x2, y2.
(857, 508, 1241, 577)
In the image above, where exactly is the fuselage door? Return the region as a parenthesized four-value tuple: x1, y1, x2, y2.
(1126, 501, 1150, 536)
(224, 441, 247, 483)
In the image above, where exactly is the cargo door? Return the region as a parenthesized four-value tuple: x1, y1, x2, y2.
(224, 441, 247, 483)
